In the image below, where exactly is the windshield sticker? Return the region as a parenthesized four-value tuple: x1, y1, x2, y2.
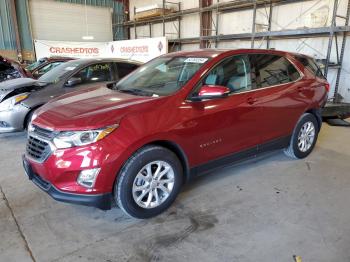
(89, 64, 110, 71)
(184, 57, 208, 63)
(64, 66, 77, 71)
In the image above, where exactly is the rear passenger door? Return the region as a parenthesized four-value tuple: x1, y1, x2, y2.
(249, 54, 308, 144)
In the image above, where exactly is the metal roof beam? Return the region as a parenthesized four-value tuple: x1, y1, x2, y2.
(167, 26, 350, 43)
(118, 0, 312, 27)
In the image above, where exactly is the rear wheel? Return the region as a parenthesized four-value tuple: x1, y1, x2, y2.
(115, 145, 183, 219)
(284, 113, 319, 159)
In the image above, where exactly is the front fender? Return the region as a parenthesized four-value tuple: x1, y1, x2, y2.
(104, 129, 190, 192)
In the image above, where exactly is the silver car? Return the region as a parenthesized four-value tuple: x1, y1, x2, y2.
(0, 58, 140, 133)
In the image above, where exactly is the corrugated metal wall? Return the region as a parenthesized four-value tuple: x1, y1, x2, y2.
(30, 0, 113, 41)
(0, 0, 35, 61)
(0, 0, 17, 59)
(16, 0, 33, 53)
(0, 0, 125, 61)
(56, 0, 126, 40)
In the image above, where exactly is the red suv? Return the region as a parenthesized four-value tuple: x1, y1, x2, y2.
(23, 49, 329, 218)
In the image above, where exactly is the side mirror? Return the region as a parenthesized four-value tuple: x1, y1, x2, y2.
(191, 85, 230, 101)
(65, 77, 82, 87)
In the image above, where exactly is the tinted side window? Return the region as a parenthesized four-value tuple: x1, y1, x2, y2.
(73, 63, 112, 84)
(202, 55, 254, 93)
(117, 63, 139, 78)
(296, 56, 324, 79)
(253, 54, 300, 88)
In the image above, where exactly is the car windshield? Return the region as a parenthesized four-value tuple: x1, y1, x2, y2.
(26, 60, 43, 71)
(38, 60, 82, 84)
(115, 56, 210, 96)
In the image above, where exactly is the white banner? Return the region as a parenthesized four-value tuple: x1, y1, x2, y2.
(34, 40, 108, 59)
(106, 37, 168, 63)
(34, 37, 168, 63)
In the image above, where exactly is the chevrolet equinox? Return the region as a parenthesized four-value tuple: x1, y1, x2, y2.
(23, 49, 329, 218)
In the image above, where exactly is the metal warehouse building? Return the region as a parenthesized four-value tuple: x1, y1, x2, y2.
(1, 0, 349, 102)
(1, 1, 350, 261)
(0, 0, 125, 60)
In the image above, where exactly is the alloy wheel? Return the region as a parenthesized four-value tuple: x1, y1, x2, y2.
(132, 161, 175, 209)
(297, 121, 315, 152)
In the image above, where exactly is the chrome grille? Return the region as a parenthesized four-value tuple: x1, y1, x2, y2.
(26, 125, 54, 162)
(31, 125, 56, 139)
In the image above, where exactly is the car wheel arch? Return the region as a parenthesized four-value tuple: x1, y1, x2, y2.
(112, 139, 190, 197)
(149, 140, 190, 183)
(305, 108, 322, 130)
(23, 105, 43, 129)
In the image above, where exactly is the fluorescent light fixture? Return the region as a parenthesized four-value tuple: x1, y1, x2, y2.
(82, 36, 94, 40)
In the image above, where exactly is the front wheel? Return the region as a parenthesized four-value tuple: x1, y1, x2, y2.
(115, 145, 183, 219)
(284, 113, 319, 159)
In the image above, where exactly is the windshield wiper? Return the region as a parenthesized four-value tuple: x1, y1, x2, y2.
(118, 88, 152, 96)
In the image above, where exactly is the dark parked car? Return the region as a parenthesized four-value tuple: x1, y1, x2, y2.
(0, 58, 141, 132)
(0, 56, 32, 82)
(26, 56, 74, 79)
(23, 49, 329, 218)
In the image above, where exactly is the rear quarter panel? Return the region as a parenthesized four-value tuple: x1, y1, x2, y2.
(289, 55, 328, 109)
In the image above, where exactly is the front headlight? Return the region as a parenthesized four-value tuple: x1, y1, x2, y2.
(53, 124, 119, 149)
(0, 93, 29, 112)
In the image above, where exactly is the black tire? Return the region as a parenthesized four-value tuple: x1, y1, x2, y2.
(115, 145, 183, 219)
(284, 113, 319, 159)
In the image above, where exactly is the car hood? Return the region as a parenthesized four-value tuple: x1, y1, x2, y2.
(0, 78, 47, 102)
(33, 86, 158, 131)
(0, 78, 40, 91)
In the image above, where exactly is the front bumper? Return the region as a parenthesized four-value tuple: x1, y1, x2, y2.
(0, 105, 29, 133)
(23, 155, 113, 210)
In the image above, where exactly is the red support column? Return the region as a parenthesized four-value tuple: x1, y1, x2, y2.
(200, 0, 212, 49)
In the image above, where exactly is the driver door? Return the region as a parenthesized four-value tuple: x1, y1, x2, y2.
(181, 55, 261, 166)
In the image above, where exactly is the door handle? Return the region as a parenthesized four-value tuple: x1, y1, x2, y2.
(247, 97, 258, 105)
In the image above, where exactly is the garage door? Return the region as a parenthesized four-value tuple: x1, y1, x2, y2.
(29, 0, 113, 42)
